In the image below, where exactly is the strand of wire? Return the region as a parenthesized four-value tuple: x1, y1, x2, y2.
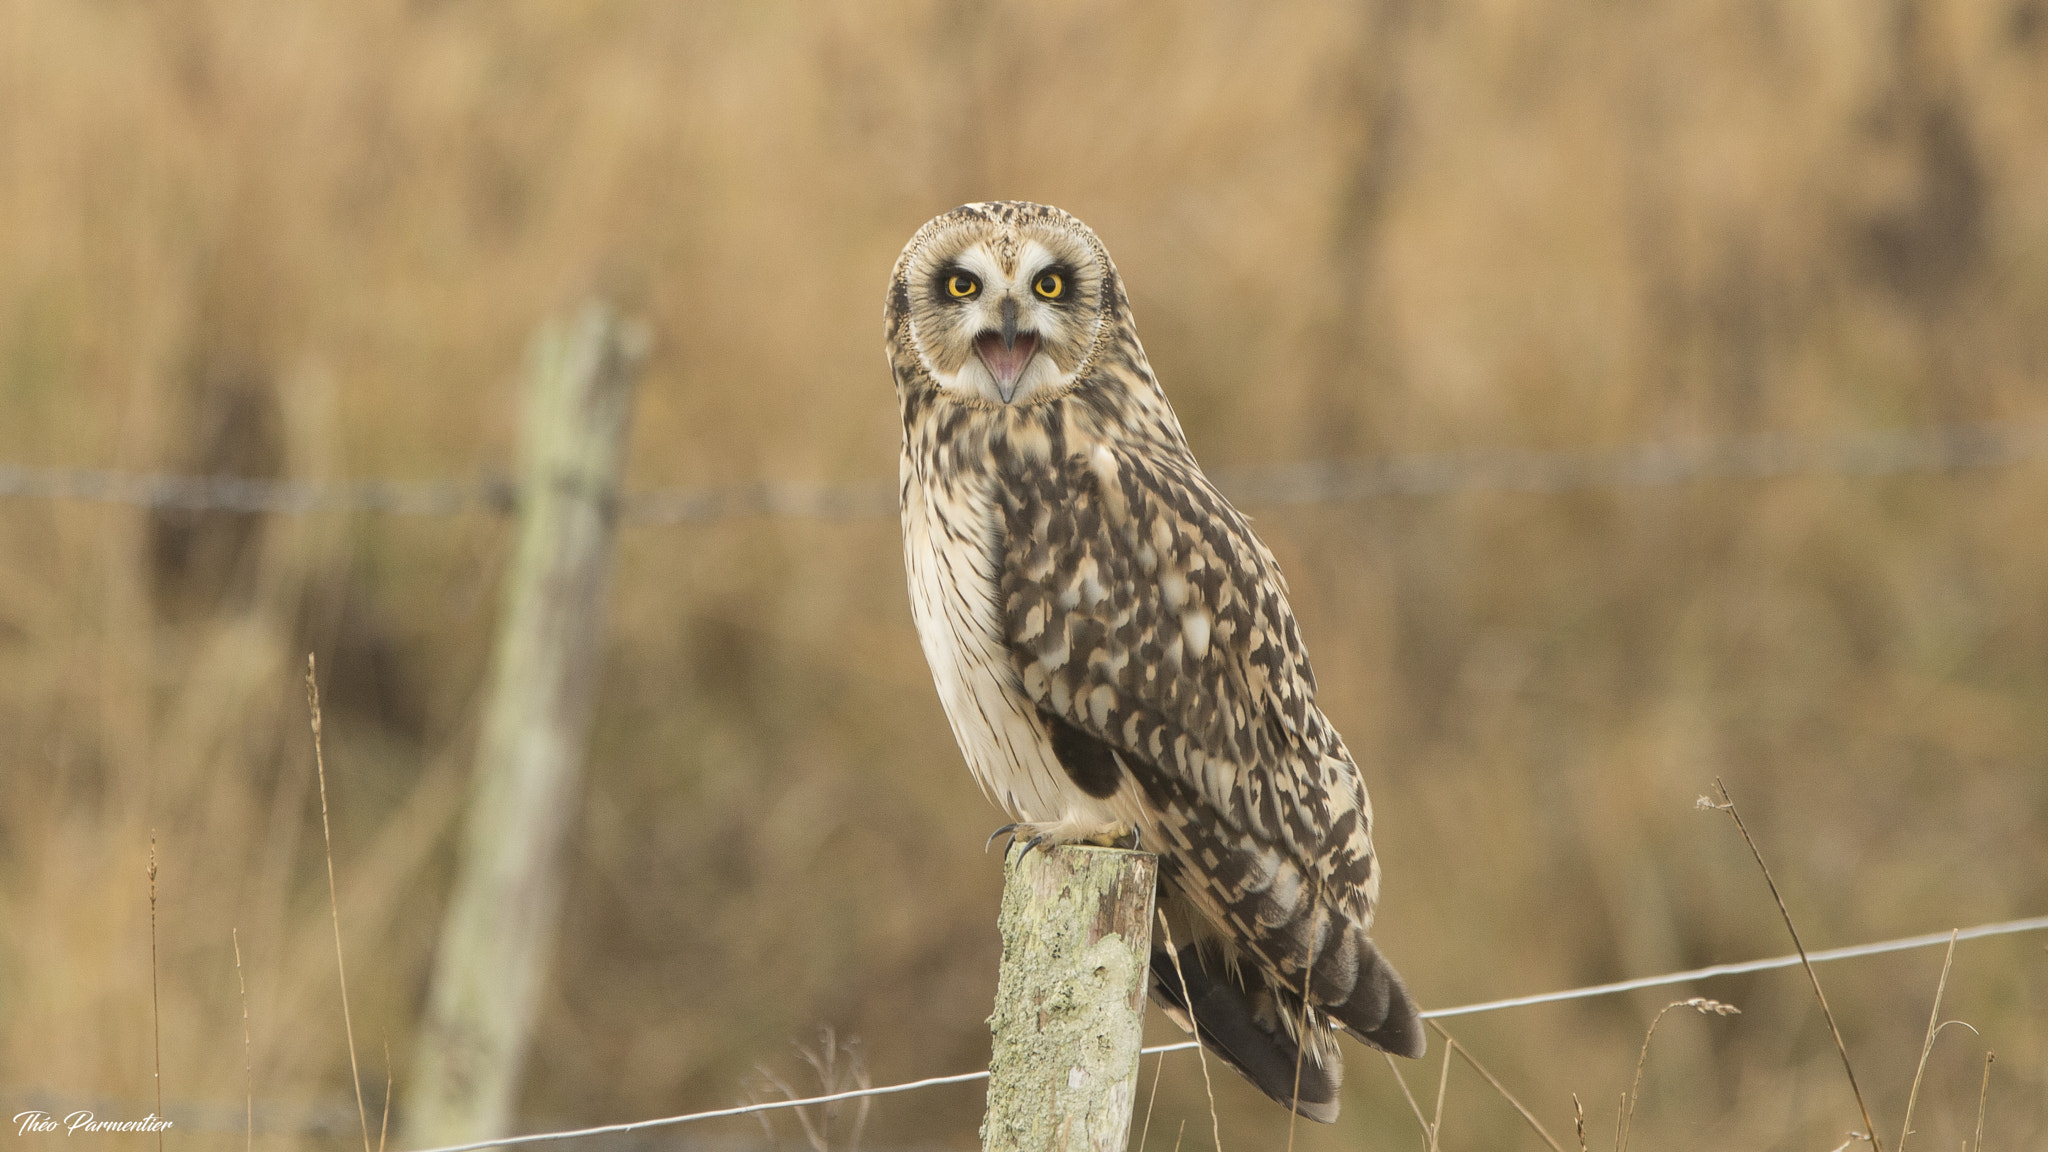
(4, 421, 2044, 524)
(403, 913, 2048, 1152)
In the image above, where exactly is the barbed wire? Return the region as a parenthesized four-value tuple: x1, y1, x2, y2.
(0, 466, 520, 518)
(401, 912, 2048, 1152)
(1213, 420, 2048, 505)
(4, 421, 2043, 525)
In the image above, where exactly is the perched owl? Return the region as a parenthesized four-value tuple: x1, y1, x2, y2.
(887, 201, 1424, 1122)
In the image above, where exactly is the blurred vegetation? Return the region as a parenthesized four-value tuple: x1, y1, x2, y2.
(2, 0, 2046, 1148)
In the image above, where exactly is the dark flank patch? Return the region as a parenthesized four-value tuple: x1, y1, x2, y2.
(1041, 709, 1123, 798)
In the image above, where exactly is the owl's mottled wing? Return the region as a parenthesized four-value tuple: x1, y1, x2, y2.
(995, 433, 1417, 1056)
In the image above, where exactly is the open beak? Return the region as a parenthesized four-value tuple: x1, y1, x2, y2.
(975, 329, 1038, 403)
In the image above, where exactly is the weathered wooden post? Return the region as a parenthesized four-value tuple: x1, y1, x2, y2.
(982, 845, 1157, 1152)
(402, 301, 647, 1149)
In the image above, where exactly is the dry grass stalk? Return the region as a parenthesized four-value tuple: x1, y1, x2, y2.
(1971, 1052, 1993, 1152)
(1704, 779, 1883, 1151)
(380, 1041, 394, 1152)
(234, 928, 252, 1152)
(307, 653, 372, 1152)
(1427, 1020, 1566, 1152)
(752, 1027, 871, 1152)
(1573, 1092, 1587, 1152)
(148, 834, 163, 1152)
(1286, 1007, 1310, 1150)
(1137, 1049, 1167, 1152)
(1387, 1034, 1452, 1151)
(798, 1029, 870, 1152)
(750, 1068, 812, 1149)
(1617, 998, 1740, 1152)
(1429, 1037, 1451, 1149)
(1157, 911, 1223, 1152)
(1896, 931, 1969, 1152)
(1384, 1051, 1434, 1145)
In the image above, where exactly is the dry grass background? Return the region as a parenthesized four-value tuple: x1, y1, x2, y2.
(2, 0, 2046, 1147)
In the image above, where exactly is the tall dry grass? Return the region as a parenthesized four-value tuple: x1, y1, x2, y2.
(2, 0, 2045, 1147)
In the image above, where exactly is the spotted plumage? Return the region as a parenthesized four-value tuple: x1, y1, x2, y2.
(888, 202, 1423, 1122)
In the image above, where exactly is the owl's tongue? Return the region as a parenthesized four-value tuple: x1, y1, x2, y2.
(975, 331, 1038, 400)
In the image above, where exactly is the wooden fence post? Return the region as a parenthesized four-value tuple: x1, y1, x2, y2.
(402, 301, 647, 1149)
(982, 845, 1157, 1152)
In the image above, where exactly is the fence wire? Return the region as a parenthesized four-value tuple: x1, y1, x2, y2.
(4, 421, 2044, 525)
(401, 913, 2048, 1152)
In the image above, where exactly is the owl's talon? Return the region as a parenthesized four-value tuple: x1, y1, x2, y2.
(986, 823, 1024, 854)
(1014, 832, 1053, 864)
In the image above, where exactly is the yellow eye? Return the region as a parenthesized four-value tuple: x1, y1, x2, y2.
(1034, 271, 1065, 300)
(946, 273, 980, 299)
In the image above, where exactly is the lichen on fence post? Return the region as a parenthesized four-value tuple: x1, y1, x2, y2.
(981, 844, 1157, 1152)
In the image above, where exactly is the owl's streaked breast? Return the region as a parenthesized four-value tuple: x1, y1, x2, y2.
(900, 445, 1076, 821)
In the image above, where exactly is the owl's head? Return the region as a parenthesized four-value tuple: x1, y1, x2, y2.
(887, 202, 1119, 407)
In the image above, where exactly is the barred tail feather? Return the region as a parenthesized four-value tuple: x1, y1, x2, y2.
(1324, 935, 1426, 1059)
(1148, 943, 1345, 1123)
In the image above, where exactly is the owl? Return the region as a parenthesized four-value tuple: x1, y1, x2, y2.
(887, 201, 1424, 1122)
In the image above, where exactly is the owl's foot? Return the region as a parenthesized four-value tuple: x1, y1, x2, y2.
(1088, 823, 1142, 851)
(985, 822, 1056, 861)
(986, 818, 1141, 861)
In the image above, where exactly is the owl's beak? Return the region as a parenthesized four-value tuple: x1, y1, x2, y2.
(975, 330, 1038, 403)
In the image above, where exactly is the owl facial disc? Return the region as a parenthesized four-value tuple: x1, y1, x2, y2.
(889, 202, 1114, 408)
